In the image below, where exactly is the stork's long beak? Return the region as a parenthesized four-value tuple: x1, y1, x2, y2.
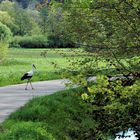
(33, 64, 36, 69)
(34, 65, 36, 69)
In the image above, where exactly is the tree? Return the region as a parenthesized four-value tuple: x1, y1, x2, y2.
(58, 0, 140, 75)
(12, 3, 40, 35)
(58, 0, 140, 53)
(0, 1, 41, 35)
(38, 2, 74, 47)
(0, 10, 17, 34)
(40, 7, 49, 34)
(52, 0, 140, 139)
(0, 22, 12, 62)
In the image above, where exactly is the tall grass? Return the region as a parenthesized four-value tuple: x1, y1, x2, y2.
(0, 42, 8, 63)
(0, 88, 99, 140)
(0, 48, 71, 86)
(0, 48, 133, 86)
(1, 48, 97, 86)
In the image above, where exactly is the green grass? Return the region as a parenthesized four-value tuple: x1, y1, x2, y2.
(0, 88, 99, 140)
(0, 48, 136, 87)
(0, 48, 111, 87)
(0, 48, 84, 86)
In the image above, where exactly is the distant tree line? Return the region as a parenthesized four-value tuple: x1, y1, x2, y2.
(0, 0, 75, 48)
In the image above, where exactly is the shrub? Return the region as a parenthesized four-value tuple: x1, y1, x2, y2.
(0, 22, 12, 62)
(10, 35, 76, 48)
(47, 35, 75, 48)
(81, 75, 140, 139)
(0, 121, 56, 140)
(10, 35, 49, 48)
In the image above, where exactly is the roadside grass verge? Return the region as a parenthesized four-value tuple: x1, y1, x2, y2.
(0, 88, 99, 140)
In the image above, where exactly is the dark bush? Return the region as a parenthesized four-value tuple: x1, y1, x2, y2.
(10, 35, 49, 48)
(47, 35, 75, 48)
(10, 35, 76, 48)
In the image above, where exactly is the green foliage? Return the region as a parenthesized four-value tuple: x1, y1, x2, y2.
(10, 35, 49, 48)
(10, 35, 75, 48)
(82, 76, 140, 138)
(47, 35, 75, 48)
(39, 4, 75, 48)
(60, 0, 140, 51)
(39, 7, 49, 34)
(0, 22, 12, 42)
(0, 11, 16, 32)
(58, 1, 140, 133)
(0, 121, 55, 140)
(0, 88, 100, 140)
(0, 1, 41, 36)
(57, 4, 140, 138)
(62, 50, 140, 139)
(12, 4, 41, 36)
(0, 22, 12, 62)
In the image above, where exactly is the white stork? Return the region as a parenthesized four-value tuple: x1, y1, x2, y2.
(21, 64, 36, 90)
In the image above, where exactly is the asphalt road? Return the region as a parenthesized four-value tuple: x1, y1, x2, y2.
(0, 79, 67, 123)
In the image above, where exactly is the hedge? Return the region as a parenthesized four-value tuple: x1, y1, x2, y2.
(10, 35, 75, 48)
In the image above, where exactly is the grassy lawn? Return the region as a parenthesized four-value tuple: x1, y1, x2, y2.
(0, 48, 136, 87)
(0, 88, 104, 140)
(0, 48, 110, 87)
(0, 48, 81, 86)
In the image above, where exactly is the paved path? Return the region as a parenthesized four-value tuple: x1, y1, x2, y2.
(0, 79, 67, 123)
(0, 75, 132, 123)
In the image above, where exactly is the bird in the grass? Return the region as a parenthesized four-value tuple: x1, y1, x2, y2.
(21, 64, 36, 90)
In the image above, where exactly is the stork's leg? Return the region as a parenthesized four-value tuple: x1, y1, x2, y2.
(29, 80, 34, 90)
(25, 80, 29, 90)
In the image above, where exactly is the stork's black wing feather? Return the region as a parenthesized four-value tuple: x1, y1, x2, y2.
(21, 73, 32, 80)
(21, 73, 28, 80)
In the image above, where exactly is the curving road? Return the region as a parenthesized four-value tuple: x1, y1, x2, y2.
(0, 75, 133, 122)
(0, 79, 67, 123)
